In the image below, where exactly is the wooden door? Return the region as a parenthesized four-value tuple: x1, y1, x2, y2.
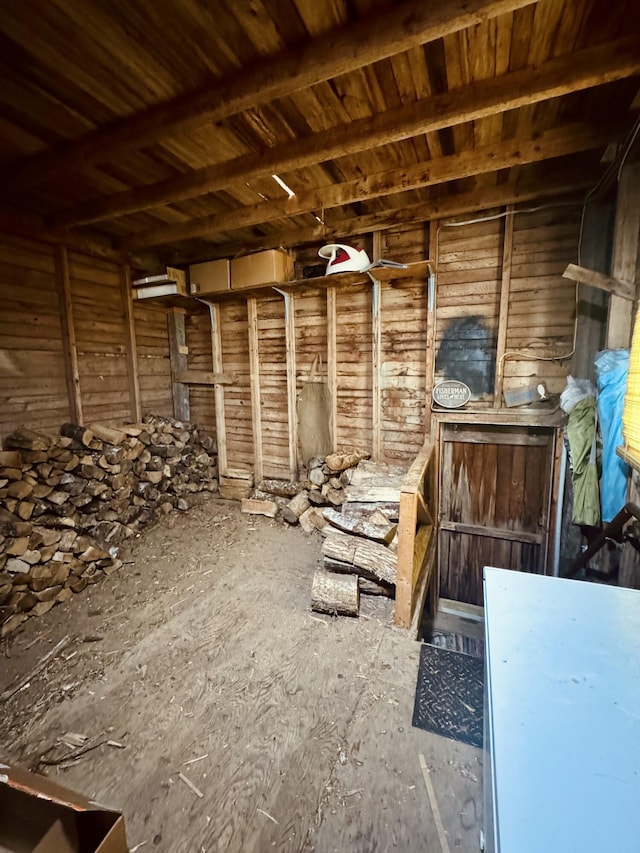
(438, 423, 555, 606)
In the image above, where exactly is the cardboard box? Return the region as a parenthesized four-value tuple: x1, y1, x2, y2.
(230, 250, 294, 290)
(0, 763, 127, 852)
(188, 259, 231, 294)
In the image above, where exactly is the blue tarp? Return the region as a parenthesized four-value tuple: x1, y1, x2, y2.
(595, 349, 630, 523)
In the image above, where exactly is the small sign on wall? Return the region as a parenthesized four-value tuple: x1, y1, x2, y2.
(432, 379, 471, 409)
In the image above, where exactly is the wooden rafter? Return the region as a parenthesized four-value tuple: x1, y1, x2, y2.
(166, 172, 591, 266)
(50, 37, 639, 229)
(1, 0, 536, 192)
(126, 121, 617, 249)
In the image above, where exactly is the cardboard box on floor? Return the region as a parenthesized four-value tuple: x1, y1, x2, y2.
(231, 249, 294, 290)
(0, 763, 126, 853)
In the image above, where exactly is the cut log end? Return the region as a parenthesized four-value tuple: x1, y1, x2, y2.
(311, 570, 359, 617)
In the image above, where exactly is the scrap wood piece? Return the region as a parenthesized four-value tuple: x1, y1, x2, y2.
(178, 771, 204, 798)
(325, 448, 370, 473)
(241, 498, 278, 518)
(311, 569, 359, 617)
(322, 533, 396, 586)
(418, 753, 452, 853)
(322, 506, 396, 544)
(0, 634, 71, 701)
(562, 263, 635, 300)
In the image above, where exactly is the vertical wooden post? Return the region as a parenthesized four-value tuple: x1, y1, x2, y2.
(425, 222, 438, 436)
(55, 245, 83, 425)
(247, 297, 263, 483)
(494, 206, 515, 407)
(208, 302, 228, 476)
(283, 292, 298, 480)
(372, 231, 384, 461)
(120, 263, 142, 423)
(327, 287, 338, 453)
(371, 276, 382, 462)
(607, 162, 640, 348)
(167, 307, 190, 421)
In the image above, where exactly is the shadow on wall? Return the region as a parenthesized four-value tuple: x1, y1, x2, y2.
(435, 316, 496, 396)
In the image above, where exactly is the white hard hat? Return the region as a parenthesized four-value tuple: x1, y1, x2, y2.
(318, 243, 371, 275)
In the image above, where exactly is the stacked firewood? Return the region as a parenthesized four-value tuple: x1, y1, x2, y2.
(311, 504, 398, 617)
(242, 448, 371, 530)
(0, 415, 217, 636)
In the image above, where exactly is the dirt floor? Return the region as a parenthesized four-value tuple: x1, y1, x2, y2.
(0, 495, 482, 853)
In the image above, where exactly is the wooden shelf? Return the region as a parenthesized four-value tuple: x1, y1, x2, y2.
(433, 403, 564, 428)
(133, 260, 432, 306)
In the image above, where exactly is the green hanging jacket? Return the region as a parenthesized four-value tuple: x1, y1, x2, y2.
(566, 396, 601, 527)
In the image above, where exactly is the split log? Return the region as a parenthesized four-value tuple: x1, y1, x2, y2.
(7, 480, 33, 500)
(87, 422, 126, 445)
(308, 468, 327, 486)
(358, 577, 395, 598)
(0, 452, 22, 468)
(322, 507, 396, 544)
(308, 456, 325, 470)
(298, 507, 317, 534)
(4, 427, 51, 452)
(308, 490, 329, 506)
(345, 485, 402, 503)
(342, 501, 399, 521)
(322, 533, 396, 586)
(257, 479, 305, 498)
(311, 570, 359, 617)
(281, 490, 310, 524)
(60, 423, 95, 448)
(325, 449, 370, 473)
(241, 498, 278, 518)
(252, 489, 289, 507)
(324, 487, 345, 507)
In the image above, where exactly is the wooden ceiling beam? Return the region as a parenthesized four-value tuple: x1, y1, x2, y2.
(50, 36, 640, 229)
(0, 208, 158, 269)
(1, 0, 536, 191)
(166, 173, 591, 265)
(125, 121, 617, 248)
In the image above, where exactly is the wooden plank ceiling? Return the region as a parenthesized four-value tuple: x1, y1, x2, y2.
(0, 0, 638, 267)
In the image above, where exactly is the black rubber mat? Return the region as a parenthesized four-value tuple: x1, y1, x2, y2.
(412, 643, 484, 748)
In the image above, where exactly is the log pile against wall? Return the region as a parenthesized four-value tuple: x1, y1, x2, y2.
(0, 415, 218, 637)
(244, 448, 372, 529)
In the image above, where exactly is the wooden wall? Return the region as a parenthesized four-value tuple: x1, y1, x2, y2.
(434, 205, 581, 407)
(1, 200, 583, 469)
(68, 252, 132, 424)
(185, 306, 216, 436)
(134, 301, 173, 416)
(0, 235, 70, 438)
(0, 232, 175, 446)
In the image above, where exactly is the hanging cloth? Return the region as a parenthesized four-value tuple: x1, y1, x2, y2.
(566, 396, 601, 527)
